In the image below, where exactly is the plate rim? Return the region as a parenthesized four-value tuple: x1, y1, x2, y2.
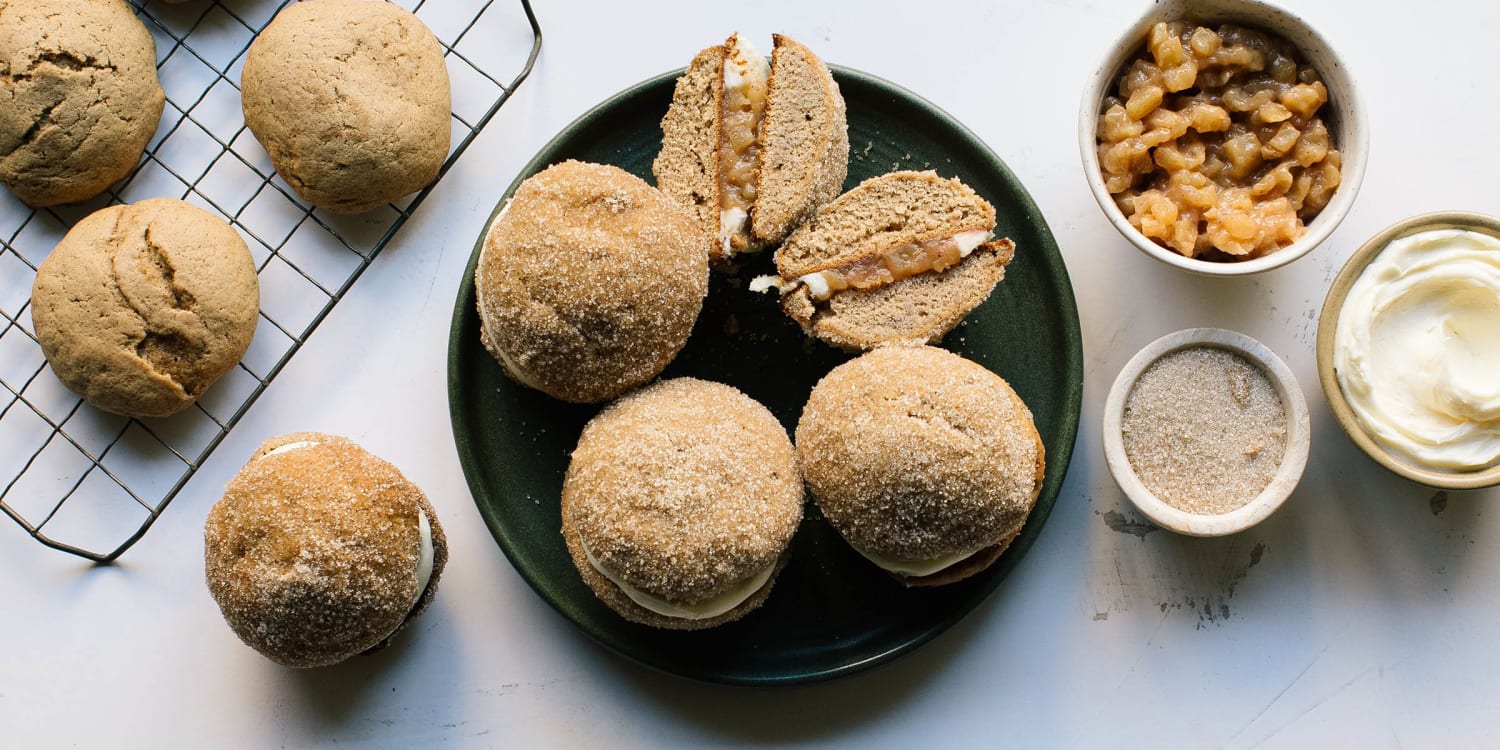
(447, 64, 1084, 685)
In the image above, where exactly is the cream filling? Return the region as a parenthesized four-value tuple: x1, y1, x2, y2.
(849, 541, 983, 577)
(1335, 228, 1500, 470)
(259, 440, 319, 459)
(257, 439, 436, 611)
(719, 207, 750, 255)
(476, 199, 547, 391)
(717, 35, 770, 256)
(750, 230, 991, 299)
(475, 200, 512, 331)
(952, 229, 991, 254)
(413, 509, 435, 608)
(747, 273, 785, 294)
(579, 535, 775, 620)
(493, 343, 546, 391)
(722, 34, 769, 97)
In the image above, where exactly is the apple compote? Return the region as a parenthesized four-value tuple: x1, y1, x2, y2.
(718, 36, 770, 256)
(1097, 22, 1342, 260)
(796, 231, 996, 301)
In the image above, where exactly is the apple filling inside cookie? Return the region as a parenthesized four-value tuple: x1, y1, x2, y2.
(753, 230, 1011, 301)
(717, 35, 770, 256)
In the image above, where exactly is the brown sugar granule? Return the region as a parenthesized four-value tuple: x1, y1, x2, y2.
(1121, 346, 1287, 515)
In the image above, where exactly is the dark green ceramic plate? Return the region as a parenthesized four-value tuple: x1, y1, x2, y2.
(448, 67, 1082, 685)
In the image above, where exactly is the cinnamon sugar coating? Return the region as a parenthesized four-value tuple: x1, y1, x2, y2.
(795, 345, 1044, 579)
(476, 160, 708, 403)
(204, 432, 447, 668)
(561, 378, 803, 629)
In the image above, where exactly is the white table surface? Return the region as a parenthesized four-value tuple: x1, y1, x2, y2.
(4, 0, 1500, 746)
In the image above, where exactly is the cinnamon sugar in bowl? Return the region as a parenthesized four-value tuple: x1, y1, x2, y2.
(1102, 328, 1310, 536)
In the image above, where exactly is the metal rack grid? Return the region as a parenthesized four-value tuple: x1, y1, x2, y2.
(0, 0, 542, 562)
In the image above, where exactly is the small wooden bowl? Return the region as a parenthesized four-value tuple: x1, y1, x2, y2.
(1103, 328, 1311, 536)
(1316, 211, 1500, 490)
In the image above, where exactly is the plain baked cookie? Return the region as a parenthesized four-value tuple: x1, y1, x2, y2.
(562, 378, 804, 629)
(0, 0, 165, 207)
(30, 198, 259, 418)
(475, 160, 709, 403)
(241, 0, 451, 214)
(204, 433, 448, 668)
(795, 345, 1045, 587)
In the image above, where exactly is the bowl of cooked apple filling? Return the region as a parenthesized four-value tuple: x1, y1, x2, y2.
(1080, 0, 1366, 276)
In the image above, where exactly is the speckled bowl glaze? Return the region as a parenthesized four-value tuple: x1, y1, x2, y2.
(1079, 0, 1367, 277)
(1316, 211, 1500, 490)
(1103, 328, 1311, 536)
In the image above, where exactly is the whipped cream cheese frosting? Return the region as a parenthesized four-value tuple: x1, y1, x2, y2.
(1335, 228, 1500, 470)
(476, 200, 551, 392)
(850, 542, 982, 578)
(413, 509, 435, 604)
(260, 440, 318, 458)
(579, 536, 775, 620)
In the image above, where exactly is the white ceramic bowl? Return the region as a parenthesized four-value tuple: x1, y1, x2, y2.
(1102, 328, 1311, 536)
(1079, 0, 1367, 276)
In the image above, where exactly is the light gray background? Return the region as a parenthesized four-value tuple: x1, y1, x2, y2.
(3, 0, 1497, 746)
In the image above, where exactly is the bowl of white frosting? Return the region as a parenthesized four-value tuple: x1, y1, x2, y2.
(1318, 211, 1500, 488)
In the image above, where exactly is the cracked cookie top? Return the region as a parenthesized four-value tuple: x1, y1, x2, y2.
(0, 0, 165, 207)
(30, 198, 260, 418)
(240, 0, 451, 215)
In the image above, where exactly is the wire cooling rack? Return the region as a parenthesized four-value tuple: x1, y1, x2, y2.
(0, 0, 541, 562)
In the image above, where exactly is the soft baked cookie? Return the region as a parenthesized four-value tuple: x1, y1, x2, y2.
(475, 160, 709, 403)
(205, 432, 448, 668)
(0, 0, 165, 207)
(562, 378, 803, 629)
(796, 345, 1045, 587)
(30, 198, 259, 418)
(240, 0, 451, 214)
